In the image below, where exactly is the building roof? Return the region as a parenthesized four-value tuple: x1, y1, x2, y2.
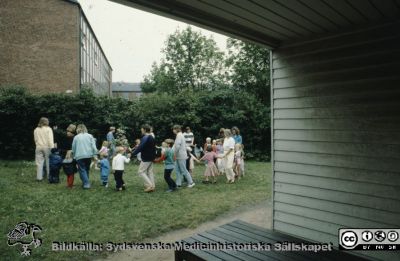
(110, 0, 400, 49)
(112, 82, 142, 92)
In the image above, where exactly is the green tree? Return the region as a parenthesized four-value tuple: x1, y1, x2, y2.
(142, 26, 225, 93)
(226, 38, 270, 104)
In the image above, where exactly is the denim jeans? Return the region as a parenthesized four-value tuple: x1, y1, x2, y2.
(77, 158, 91, 188)
(175, 159, 193, 186)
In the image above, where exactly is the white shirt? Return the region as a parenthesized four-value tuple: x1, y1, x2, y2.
(34, 126, 54, 148)
(223, 137, 235, 152)
(184, 131, 194, 146)
(112, 154, 130, 171)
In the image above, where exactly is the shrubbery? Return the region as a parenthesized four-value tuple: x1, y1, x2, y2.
(0, 86, 270, 161)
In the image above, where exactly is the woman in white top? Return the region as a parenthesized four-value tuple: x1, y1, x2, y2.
(220, 129, 236, 183)
(34, 117, 54, 181)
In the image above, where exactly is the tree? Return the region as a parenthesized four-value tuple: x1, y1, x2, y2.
(226, 38, 270, 104)
(142, 26, 225, 93)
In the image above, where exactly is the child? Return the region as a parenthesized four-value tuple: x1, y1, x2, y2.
(154, 139, 177, 192)
(234, 143, 243, 179)
(203, 137, 212, 152)
(211, 140, 217, 153)
(99, 153, 110, 187)
(200, 145, 218, 184)
(99, 141, 109, 156)
(133, 138, 142, 164)
(240, 144, 245, 176)
(216, 139, 224, 175)
(49, 148, 63, 183)
(62, 150, 77, 188)
(112, 146, 131, 191)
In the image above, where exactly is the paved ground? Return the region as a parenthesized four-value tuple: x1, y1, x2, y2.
(98, 200, 271, 261)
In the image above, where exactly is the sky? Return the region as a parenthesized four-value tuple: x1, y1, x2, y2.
(78, 0, 229, 83)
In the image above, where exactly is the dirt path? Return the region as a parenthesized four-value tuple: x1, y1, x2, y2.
(98, 200, 272, 261)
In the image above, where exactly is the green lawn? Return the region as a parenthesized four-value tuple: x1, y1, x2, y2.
(0, 160, 271, 260)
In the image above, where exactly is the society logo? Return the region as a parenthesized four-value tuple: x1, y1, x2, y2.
(7, 222, 42, 256)
(387, 231, 399, 242)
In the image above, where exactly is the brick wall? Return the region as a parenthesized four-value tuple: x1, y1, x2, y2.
(0, 0, 80, 94)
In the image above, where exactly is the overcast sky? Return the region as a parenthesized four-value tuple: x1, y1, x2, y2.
(78, 0, 229, 83)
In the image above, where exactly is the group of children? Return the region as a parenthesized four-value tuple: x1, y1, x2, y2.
(199, 138, 245, 184)
(45, 133, 245, 192)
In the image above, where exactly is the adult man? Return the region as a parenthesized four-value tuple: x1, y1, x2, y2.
(107, 126, 116, 158)
(131, 124, 156, 192)
(172, 125, 195, 188)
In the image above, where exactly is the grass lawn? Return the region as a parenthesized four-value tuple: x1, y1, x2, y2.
(0, 160, 271, 260)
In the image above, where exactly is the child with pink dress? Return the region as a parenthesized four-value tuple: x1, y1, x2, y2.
(200, 145, 219, 184)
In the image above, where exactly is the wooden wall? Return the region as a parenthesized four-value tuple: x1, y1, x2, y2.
(271, 20, 400, 260)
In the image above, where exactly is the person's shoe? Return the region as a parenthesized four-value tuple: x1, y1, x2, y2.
(144, 187, 153, 192)
(105, 183, 109, 188)
(116, 187, 122, 192)
(202, 180, 210, 184)
(166, 189, 174, 192)
(187, 182, 195, 188)
(122, 184, 126, 190)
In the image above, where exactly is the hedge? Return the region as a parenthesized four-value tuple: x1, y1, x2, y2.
(0, 86, 270, 161)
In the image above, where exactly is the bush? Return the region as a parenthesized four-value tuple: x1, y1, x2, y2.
(0, 86, 270, 160)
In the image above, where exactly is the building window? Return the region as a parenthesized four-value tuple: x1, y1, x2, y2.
(82, 32, 87, 50)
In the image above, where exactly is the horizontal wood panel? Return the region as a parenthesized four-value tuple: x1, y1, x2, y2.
(273, 105, 400, 119)
(274, 221, 337, 244)
(274, 21, 400, 58)
(275, 171, 400, 199)
(274, 118, 400, 131)
(273, 77, 400, 98)
(274, 151, 400, 172)
(274, 192, 400, 226)
(274, 94, 400, 109)
(275, 202, 391, 228)
(274, 35, 400, 67)
(274, 129, 400, 144)
(274, 182, 400, 213)
(275, 211, 339, 235)
(274, 161, 400, 185)
(273, 49, 400, 77)
(274, 140, 400, 159)
(273, 62, 400, 88)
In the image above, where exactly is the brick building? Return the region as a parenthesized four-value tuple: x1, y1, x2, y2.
(0, 0, 112, 96)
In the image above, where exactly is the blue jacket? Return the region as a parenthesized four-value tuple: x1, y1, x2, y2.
(100, 158, 110, 177)
(132, 134, 156, 162)
(49, 152, 63, 171)
(72, 133, 98, 160)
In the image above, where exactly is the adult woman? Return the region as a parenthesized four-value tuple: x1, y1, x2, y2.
(57, 124, 76, 158)
(72, 124, 98, 189)
(220, 129, 236, 183)
(231, 126, 242, 144)
(34, 117, 54, 181)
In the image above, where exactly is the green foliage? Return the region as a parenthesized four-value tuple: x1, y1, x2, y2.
(0, 86, 269, 161)
(226, 38, 271, 104)
(142, 26, 225, 93)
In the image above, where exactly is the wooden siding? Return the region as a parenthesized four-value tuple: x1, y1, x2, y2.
(115, 0, 400, 48)
(271, 20, 400, 261)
